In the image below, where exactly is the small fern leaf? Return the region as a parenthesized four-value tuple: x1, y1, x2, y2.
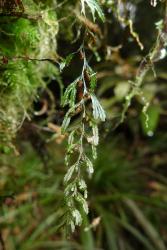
(91, 94, 106, 121)
(81, 0, 105, 22)
(64, 164, 76, 183)
(62, 80, 77, 107)
(62, 115, 71, 133)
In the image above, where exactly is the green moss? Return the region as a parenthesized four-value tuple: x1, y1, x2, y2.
(0, 1, 58, 143)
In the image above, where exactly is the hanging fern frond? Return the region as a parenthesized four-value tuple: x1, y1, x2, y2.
(61, 48, 106, 232)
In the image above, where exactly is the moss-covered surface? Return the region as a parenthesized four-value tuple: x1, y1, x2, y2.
(0, 0, 58, 143)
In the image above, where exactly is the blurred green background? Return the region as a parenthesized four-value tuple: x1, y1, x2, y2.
(0, 0, 167, 249)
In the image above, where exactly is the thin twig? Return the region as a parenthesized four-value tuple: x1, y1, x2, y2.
(0, 12, 42, 21)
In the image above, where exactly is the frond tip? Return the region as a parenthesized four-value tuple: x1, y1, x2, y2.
(80, 0, 105, 22)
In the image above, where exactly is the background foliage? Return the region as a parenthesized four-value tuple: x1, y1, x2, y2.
(0, 0, 167, 249)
